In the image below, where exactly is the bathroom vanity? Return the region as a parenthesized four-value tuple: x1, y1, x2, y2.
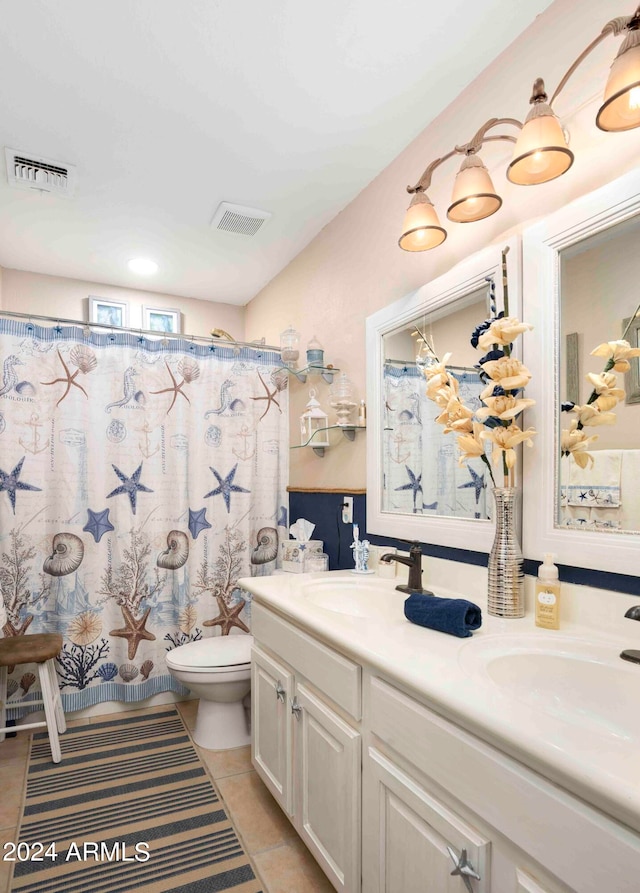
(239, 569, 640, 893)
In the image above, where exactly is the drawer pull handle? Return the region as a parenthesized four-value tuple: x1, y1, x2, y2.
(290, 697, 302, 719)
(447, 846, 481, 892)
(275, 681, 286, 703)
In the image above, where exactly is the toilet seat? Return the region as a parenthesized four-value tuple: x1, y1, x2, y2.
(166, 634, 253, 673)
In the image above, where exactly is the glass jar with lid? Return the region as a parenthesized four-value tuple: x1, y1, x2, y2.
(306, 335, 324, 368)
(280, 325, 300, 369)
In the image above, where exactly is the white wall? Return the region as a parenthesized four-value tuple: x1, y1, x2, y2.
(0, 268, 245, 342)
(245, 0, 640, 490)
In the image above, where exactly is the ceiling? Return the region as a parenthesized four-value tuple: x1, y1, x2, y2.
(0, 0, 552, 306)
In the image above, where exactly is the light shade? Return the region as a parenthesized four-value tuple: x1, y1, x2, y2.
(398, 192, 446, 252)
(507, 102, 573, 186)
(447, 154, 502, 223)
(597, 32, 640, 132)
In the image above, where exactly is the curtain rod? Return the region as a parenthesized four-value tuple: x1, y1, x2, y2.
(385, 357, 477, 373)
(0, 309, 280, 353)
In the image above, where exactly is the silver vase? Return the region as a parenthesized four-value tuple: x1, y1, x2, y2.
(487, 487, 524, 618)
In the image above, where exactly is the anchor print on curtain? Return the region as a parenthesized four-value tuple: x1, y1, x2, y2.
(0, 320, 288, 715)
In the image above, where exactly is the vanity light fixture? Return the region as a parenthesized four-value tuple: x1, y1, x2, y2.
(399, 6, 640, 251)
(128, 257, 159, 276)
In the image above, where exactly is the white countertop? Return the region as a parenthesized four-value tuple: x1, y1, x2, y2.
(238, 567, 640, 836)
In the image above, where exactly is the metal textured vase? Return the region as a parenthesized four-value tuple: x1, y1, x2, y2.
(488, 487, 524, 618)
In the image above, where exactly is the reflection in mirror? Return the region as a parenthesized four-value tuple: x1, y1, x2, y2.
(558, 214, 640, 534)
(381, 286, 491, 520)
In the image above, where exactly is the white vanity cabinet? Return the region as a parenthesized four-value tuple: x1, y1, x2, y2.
(251, 602, 362, 893)
(364, 674, 640, 893)
(364, 745, 491, 893)
(248, 594, 640, 893)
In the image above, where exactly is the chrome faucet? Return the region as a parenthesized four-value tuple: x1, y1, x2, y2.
(620, 605, 640, 664)
(380, 541, 429, 595)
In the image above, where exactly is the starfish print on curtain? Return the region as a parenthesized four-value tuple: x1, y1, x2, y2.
(251, 369, 284, 421)
(40, 346, 97, 406)
(204, 464, 250, 513)
(395, 465, 423, 513)
(0, 456, 42, 514)
(458, 466, 486, 503)
(203, 594, 250, 636)
(150, 358, 199, 415)
(110, 606, 156, 660)
(188, 507, 212, 539)
(106, 463, 154, 514)
(83, 508, 115, 543)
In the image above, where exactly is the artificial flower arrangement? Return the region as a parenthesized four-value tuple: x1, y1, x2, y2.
(421, 249, 536, 489)
(560, 308, 640, 469)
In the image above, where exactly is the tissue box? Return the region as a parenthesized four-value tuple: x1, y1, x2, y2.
(280, 540, 323, 573)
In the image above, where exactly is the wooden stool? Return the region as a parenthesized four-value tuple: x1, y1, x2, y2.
(0, 634, 66, 763)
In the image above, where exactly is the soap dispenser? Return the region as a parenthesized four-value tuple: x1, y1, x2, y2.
(535, 554, 561, 630)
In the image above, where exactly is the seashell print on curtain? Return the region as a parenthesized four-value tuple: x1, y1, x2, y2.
(0, 320, 288, 715)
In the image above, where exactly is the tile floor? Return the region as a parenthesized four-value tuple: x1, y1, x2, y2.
(0, 701, 335, 893)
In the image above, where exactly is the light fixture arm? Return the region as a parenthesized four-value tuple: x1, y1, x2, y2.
(549, 7, 640, 107)
(407, 117, 522, 194)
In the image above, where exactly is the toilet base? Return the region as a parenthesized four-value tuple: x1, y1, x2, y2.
(193, 697, 250, 750)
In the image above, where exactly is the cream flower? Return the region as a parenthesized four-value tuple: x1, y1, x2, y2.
(423, 353, 452, 383)
(476, 394, 535, 421)
(560, 419, 598, 469)
(591, 339, 640, 373)
(570, 404, 617, 427)
(480, 356, 532, 394)
(585, 371, 625, 411)
(435, 395, 475, 433)
(481, 424, 536, 469)
(426, 374, 457, 405)
(477, 317, 533, 351)
(456, 422, 486, 464)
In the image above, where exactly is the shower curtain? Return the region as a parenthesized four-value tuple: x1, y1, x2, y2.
(0, 319, 288, 716)
(382, 363, 489, 519)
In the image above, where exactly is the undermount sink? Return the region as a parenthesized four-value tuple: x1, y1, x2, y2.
(299, 576, 403, 618)
(460, 635, 639, 742)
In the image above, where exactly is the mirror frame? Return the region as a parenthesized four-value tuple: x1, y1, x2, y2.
(366, 236, 521, 552)
(522, 167, 640, 577)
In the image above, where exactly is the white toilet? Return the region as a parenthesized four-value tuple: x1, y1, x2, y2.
(166, 634, 253, 750)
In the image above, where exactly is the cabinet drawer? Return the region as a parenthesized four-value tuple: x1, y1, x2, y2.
(370, 676, 640, 893)
(252, 602, 361, 720)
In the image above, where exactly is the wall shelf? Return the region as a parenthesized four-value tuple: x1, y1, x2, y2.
(292, 425, 366, 457)
(278, 364, 339, 384)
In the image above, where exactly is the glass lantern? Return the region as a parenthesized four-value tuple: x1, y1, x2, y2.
(280, 325, 300, 369)
(300, 388, 330, 446)
(306, 335, 324, 368)
(329, 372, 357, 426)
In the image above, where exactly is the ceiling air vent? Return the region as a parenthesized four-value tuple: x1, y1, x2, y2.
(5, 147, 77, 196)
(211, 201, 271, 236)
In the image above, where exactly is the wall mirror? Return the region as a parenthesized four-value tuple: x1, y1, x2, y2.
(366, 236, 521, 552)
(523, 168, 640, 577)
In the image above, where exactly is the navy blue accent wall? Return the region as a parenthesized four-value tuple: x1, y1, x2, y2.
(288, 491, 640, 596)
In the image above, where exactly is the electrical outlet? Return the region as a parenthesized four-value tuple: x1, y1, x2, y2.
(341, 496, 353, 524)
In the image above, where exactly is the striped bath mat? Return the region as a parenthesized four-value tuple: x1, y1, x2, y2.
(12, 707, 262, 892)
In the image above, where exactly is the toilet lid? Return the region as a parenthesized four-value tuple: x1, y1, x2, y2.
(166, 634, 253, 670)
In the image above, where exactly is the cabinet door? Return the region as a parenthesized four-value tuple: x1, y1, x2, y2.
(251, 644, 294, 815)
(363, 747, 490, 893)
(294, 681, 361, 893)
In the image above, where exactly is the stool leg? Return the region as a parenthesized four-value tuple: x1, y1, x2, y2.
(0, 665, 7, 743)
(38, 660, 61, 763)
(47, 658, 66, 734)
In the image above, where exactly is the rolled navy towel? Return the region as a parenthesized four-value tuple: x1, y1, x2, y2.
(404, 592, 482, 638)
